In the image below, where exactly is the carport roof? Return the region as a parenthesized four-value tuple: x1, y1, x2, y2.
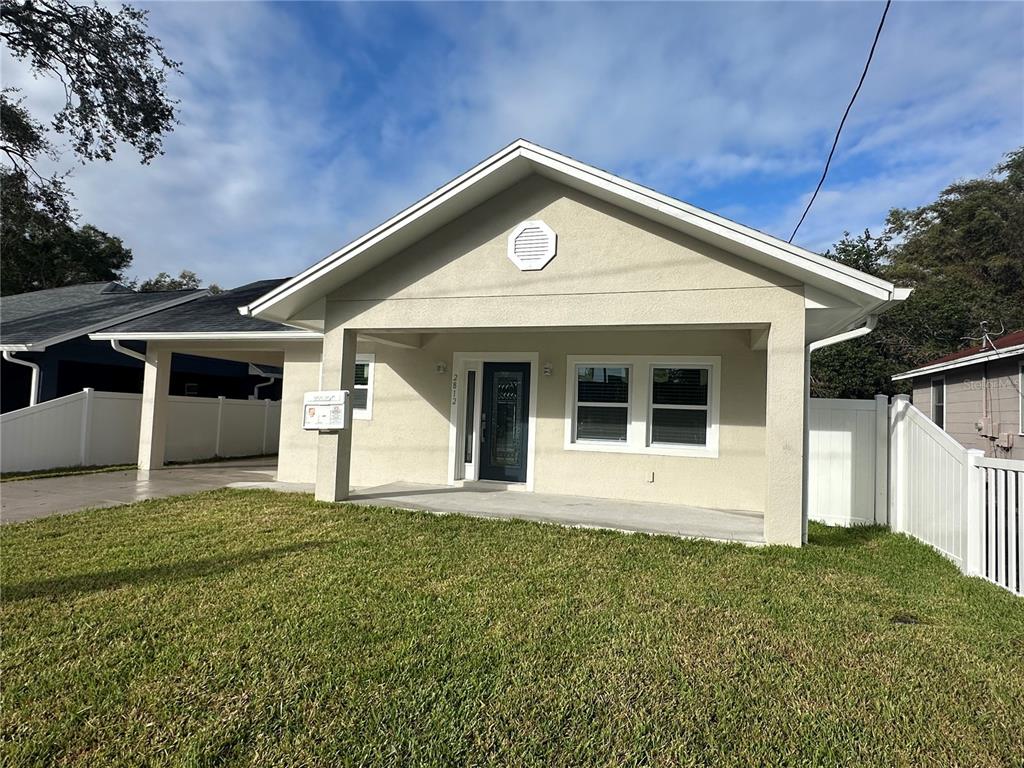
(90, 279, 321, 341)
(0, 282, 202, 351)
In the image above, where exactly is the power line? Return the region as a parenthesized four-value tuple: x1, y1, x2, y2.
(789, 0, 893, 243)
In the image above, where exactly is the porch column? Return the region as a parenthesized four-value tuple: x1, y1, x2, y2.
(315, 327, 357, 502)
(138, 345, 171, 471)
(765, 320, 806, 546)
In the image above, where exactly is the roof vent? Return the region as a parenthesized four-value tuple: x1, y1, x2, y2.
(507, 220, 556, 271)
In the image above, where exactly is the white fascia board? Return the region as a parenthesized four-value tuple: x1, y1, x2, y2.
(3, 290, 206, 352)
(89, 330, 322, 342)
(892, 344, 1024, 381)
(243, 139, 897, 324)
(241, 141, 530, 321)
(520, 144, 895, 301)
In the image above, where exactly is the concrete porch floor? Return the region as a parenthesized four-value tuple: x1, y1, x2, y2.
(231, 479, 765, 544)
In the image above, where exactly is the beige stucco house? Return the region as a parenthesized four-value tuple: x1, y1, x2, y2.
(103, 141, 908, 546)
(893, 330, 1023, 460)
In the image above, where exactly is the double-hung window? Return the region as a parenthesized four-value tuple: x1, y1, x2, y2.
(573, 365, 631, 442)
(649, 365, 710, 446)
(352, 354, 375, 420)
(565, 355, 720, 457)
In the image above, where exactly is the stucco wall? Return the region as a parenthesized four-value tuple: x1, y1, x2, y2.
(344, 329, 768, 512)
(323, 175, 802, 331)
(293, 173, 807, 543)
(912, 355, 1023, 459)
(277, 342, 322, 483)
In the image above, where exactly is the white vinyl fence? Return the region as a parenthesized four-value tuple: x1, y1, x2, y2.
(809, 394, 1023, 596)
(808, 396, 888, 526)
(1, 389, 281, 473)
(889, 395, 1022, 595)
(971, 456, 1023, 596)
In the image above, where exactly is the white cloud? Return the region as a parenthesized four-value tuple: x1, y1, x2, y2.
(2, 1, 1021, 285)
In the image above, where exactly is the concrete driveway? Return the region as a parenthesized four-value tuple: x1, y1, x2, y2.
(1, 459, 278, 524)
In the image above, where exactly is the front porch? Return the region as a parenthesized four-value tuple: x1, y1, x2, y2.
(230, 478, 765, 543)
(348, 482, 765, 543)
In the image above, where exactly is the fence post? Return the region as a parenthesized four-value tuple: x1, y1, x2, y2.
(874, 394, 889, 525)
(79, 388, 94, 466)
(889, 395, 910, 532)
(215, 395, 225, 457)
(262, 398, 270, 455)
(965, 449, 985, 577)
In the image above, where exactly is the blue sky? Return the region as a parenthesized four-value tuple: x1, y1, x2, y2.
(4, 1, 1023, 287)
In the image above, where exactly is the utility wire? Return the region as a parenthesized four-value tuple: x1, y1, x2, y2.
(789, 0, 893, 243)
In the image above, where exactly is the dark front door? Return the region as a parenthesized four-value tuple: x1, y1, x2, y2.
(480, 362, 530, 483)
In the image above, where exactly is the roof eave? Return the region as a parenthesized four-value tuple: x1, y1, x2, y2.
(244, 139, 898, 323)
(892, 343, 1024, 381)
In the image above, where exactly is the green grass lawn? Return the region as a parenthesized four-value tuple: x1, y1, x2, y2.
(2, 490, 1022, 767)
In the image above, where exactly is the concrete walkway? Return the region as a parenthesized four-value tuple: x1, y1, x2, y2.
(1, 459, 278, 524)
(231, 479, 765, 544)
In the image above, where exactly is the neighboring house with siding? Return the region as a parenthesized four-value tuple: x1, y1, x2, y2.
(893, 330, 1023, 460)
(94, 140, 909, 546)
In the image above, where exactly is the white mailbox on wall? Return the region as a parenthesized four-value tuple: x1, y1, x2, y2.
(302, 390, 349, 431)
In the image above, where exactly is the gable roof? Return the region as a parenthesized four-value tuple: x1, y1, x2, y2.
(892, 330, 1024, 381)
(90, 279, 318, 341)
(0, 282, 203, 351)
(241, 139, 903, 337)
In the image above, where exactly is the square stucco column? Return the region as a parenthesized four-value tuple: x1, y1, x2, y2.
(138, 345, 171, 471)
(315, 327, 357, 502)
(764, 320, 806, 546)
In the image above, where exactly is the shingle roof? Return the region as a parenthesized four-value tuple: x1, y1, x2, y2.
(921, 329, 1024, 367)
(96, 279, 297, 334)
(0, 282, 201, 349)
(891, 329, 1024, 381)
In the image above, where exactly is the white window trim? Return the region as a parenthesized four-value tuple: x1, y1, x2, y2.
(353, 353, 375, 420)
(563, 355, 721, 459)
(931, 376, 945, 430)
(1018, 363, 1022, 436)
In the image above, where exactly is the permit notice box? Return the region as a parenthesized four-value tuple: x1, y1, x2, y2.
(302, 390, 349, 431)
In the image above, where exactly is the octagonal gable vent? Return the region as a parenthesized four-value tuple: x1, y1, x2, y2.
(507, 220, 556, 271)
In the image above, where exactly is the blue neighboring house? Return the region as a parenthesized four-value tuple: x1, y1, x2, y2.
(0, 281, 284, 413)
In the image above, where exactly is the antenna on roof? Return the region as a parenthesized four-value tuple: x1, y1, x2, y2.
(961, 321, 1005, 352)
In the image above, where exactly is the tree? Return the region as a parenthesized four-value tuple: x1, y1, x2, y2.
(135, 270, 219, 293)
(1, 0, 180, 199)
(813, 148, 1024, 398)
(0, 169, 133, 294)
(0, 0, 180, 294)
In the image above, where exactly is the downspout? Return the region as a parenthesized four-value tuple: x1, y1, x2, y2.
(801, 315, 879, 543)
(3, 351, 41, 407)
(248, 364, 282, 400)
(253, 376, 278, 399)
(109, 339, 147, 363)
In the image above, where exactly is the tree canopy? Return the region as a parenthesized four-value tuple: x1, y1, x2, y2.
(134, 270, 220, 294)
(0, 0, 181, 295)
(812, 147, 1024, 398)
